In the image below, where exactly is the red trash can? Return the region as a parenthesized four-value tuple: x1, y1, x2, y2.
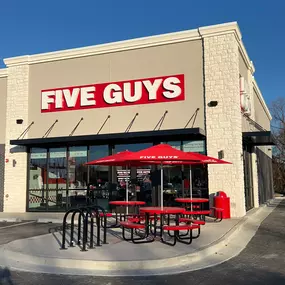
(213, 191, 231, 219)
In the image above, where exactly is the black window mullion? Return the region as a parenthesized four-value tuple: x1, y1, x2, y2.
(66, 147, 69, 211)
(26, 147, 31, 212)
(87, 145, 90, 185)
(46, 148, 50, 211)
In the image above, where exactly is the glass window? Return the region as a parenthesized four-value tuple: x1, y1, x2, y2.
(68, 146, 88, 190)
(28, 148, 48, 211)
(114, 143, 153, 203)
(182, 140, 206, 154)
(68, 146, 88, 208)
(89, 145, 109, 186)
(48, 148, 67, 211)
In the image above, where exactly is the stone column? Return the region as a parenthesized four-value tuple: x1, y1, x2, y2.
(247, 71, 259, 208)
(4, 62, 29, 213)
(203, 33, 246, 217)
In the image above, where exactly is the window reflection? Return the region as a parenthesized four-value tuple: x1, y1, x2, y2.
(48, 148, 67, 210)
(89, 145, 109, 187)
(68, 146, 88, 190)
(28, 148, 47, 211)
(114, 143, 153, 204)
(27, 139, 209, 211)
(68, 146, 88, 208)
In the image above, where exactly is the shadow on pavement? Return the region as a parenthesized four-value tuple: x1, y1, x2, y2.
(0, 267, 14, 285)
(3, 266, 285, 285)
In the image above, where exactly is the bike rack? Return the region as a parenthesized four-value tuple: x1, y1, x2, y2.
(57, 204, 108, 252)
(87, 204, 108, 245)
(61, 208, 87, 251)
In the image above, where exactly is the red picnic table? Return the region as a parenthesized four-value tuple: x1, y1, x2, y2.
(140, 206, 185, 237)
(108, 200, 146, 226)
(175, 198, 210, 220)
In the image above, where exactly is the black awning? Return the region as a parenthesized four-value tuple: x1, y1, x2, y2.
(243, 131, 275, 146)
(10, 128, 205, 148)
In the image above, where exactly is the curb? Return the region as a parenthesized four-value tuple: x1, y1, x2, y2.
(0, 199, 281, 276)
(0, 218, 22, 223)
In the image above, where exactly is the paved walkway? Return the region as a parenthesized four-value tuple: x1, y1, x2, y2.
(0, 199, 284, 284)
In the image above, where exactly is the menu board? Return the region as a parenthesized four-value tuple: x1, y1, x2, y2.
(116, 168, 151, 182)
(117, 169, 130, 181)
(136, 168, 151, 182)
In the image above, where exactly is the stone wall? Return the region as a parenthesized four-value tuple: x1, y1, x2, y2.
(204, 33, 246, 217)
(0, 144, 4, 212)
(3, 64, 29, 213)
(246, 71, 260, 209)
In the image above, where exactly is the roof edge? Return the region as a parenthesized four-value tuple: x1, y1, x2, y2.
(4, 22, 242, 67)
(0, 68, 8, 78)
(253, 78, 272, 120)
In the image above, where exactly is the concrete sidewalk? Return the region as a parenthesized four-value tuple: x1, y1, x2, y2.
(0, 199, 282, 276)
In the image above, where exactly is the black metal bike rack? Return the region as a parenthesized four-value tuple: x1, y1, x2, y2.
(58, 204, 108, 252)
(61, 208, 87, 251)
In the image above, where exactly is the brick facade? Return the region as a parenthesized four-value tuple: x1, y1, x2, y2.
(4, 64, 29, 213)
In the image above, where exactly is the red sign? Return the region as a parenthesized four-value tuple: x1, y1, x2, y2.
(41, 74, 185, 113)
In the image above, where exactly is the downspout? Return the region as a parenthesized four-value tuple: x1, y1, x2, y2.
(197, 28, 208, 155)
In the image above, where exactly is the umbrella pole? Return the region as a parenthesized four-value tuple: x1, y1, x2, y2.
(160, 163, 163, 209)
(126, 166, 129, 215)
(189, 165, 193, 211)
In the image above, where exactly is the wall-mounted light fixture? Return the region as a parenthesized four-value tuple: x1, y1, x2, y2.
(218, 150, 224, 159)
(16, 119, 23, 124)
(208, 101, 218, 107)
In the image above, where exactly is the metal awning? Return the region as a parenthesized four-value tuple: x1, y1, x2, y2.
(242, 131, 275, 146)
(10, 128, 205, 148)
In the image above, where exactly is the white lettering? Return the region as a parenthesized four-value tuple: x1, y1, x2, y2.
(140, 156, 155, 159)
(80, 86, 96, 107)
(162, 77, 181, 99)
(124, 82, 142, 103)
(103, 84, 122, 104)
(143, 79, 162, 100)
(158, 156, 179, 159)
(55, 90, 63, 109)
(63, 88, 80, 108)
(41, 91, 55, 110)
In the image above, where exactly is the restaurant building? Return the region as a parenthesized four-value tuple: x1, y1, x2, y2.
(0, 22, 274, 217)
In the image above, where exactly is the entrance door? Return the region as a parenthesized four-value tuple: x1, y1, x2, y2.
(243, 145, 254, 211)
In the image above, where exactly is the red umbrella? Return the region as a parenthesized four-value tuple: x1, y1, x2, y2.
(125, 144, 202, 162)
(155, 153, 231, 165)
(123, 144, 201, 208)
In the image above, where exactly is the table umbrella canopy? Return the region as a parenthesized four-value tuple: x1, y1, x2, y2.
(151, 153, 231, 165)
(124, 144, 201, 162)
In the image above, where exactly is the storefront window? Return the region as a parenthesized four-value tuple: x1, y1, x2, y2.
(26, 140, 208, 211)
(182, 140, 206, 154)
(88, 145, 110, 205)
(48, 148, 67, 211)
(114, 143, 153, 203)
(89, 145, 109, 186)
(68, 146, 88, 189)
(182, 140, 208, 198)
(28, 148, 48, 211)
(161, 141, 183, 205)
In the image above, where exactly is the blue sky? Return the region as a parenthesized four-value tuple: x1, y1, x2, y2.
(0, 0, 284, 106)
